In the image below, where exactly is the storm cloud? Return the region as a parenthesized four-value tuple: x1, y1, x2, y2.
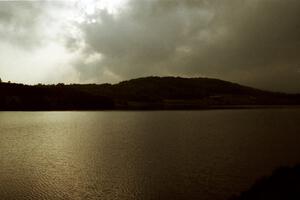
(0, 0, 299, 92)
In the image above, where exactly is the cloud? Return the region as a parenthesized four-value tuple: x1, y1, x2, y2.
(71, 0, 213, 82)
(73, 0, 300, 92)
(0, 0, 299, 92)
(0, 1, 46, 48)
(0, 1, 81, 84)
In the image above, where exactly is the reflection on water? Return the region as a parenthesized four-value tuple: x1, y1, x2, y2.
(0, 109, 300, 200)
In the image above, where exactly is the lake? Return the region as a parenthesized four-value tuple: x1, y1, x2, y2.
(0, 109, 300, 200)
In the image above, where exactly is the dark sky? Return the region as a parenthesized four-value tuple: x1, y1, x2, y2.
(0, 0, 299, 93)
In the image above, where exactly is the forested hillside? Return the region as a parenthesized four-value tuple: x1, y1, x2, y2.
(0, 77, 299, 110)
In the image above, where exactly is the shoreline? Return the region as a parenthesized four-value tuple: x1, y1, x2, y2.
(1, 105, 300, 112)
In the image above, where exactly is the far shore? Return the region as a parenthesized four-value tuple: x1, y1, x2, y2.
(1, 105, 300, 112)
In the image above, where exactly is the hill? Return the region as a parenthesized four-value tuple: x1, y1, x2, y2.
(0, 76, 299, 110)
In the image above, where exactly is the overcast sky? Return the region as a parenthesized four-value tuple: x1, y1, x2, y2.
(0, 0, 299, 92)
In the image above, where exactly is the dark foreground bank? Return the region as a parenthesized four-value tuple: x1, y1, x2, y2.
(1, 76, 299, 110)
(231, 165, 300, 200)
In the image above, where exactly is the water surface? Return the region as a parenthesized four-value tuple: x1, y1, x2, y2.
(0, 109, 300, 200)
